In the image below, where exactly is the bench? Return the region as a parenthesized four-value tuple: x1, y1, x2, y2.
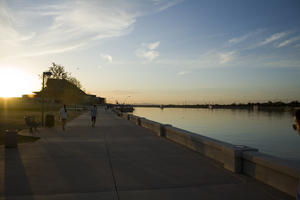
(24, 116, 40, 133)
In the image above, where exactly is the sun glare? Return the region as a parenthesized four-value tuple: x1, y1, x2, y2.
(0, 67, 39, 98)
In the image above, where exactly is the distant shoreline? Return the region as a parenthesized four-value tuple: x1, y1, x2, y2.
(129, 102, 300, 111)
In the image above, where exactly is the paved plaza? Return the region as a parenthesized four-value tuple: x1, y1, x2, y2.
(0, 109, 293, 199)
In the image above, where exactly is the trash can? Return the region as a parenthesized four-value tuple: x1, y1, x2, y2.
(45, 114, 55, 127)
(4, 130, 18, 148)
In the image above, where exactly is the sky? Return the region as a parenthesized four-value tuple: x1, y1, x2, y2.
(0, 0, 300, 104)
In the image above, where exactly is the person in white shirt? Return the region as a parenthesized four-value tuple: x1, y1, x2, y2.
(91, 104, 97, 127)
(59, 105, 67, 131)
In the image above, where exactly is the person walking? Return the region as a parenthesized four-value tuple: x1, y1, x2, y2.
(91, 104, 97, 127)
(59, 105, 67, 131)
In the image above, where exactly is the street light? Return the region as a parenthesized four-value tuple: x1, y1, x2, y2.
(41, 71, 52, 126)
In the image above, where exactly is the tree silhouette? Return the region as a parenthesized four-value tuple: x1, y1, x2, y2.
(49, 63, 69, 79)
(46, 62, 82, 89)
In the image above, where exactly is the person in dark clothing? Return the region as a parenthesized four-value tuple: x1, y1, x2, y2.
(91, 105, 97, 127)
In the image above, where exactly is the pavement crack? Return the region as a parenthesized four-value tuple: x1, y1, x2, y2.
(104, 131, 120, 200)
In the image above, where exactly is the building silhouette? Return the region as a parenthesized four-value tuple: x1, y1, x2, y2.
(33, 78, 105, 105)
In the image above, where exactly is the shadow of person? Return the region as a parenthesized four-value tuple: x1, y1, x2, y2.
(4, 147, 34, 199)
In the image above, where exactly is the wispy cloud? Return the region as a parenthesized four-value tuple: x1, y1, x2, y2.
(0, 1, 136, 58)
(219, 51, 236, 64)
(100, 53, 113, 63)
(276, 36, 300, 48)
(156, 50, 238, 68)
(0, 0, 180, 59)
(157, 45, 300, 69)
(177, 70, 190, 75)
(136, 41, 160, 61)
(148, 41, 160, 50)
(228, 30, 262, 45)
(229, 35, 250, 45)
(259, 31, 288, 46)
(153, 0, 184, 11)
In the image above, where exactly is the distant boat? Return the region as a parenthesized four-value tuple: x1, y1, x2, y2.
(160, 105, 164, 110)
(208, 105, 213, 109)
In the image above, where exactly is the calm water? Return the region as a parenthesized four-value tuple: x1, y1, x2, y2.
(133, 107, 300, 162)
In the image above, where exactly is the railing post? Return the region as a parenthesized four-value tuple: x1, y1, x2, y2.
(223, 145, 258, 173)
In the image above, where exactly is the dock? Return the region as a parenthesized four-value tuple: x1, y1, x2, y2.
(0, 109, 294, 199)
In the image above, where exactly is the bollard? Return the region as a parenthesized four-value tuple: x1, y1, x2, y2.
(4, 130, 18, 148)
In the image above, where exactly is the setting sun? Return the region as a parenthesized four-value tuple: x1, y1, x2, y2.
(0, 67, 40, 98)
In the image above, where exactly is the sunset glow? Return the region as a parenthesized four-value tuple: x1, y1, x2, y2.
(0, 0, 299, 103)
(0, 67, 39, 98)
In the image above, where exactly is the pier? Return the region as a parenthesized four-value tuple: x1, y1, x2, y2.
(0, 109, 296, 199)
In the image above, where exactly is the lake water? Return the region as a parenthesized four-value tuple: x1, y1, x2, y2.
(133, 107, 300, 162)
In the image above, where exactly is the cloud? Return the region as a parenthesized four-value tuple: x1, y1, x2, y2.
(0, 1, 136, 58)
(177, 71, 190, 76)
(219, 51, 236, 64)
(157, 46, 300, 69)
(156, 50, 238, 68)
(152, 0, 184, 11)
(259, 32, 288, 46)
(229, 35, 250, 45)
(136, 41, 160, 61)
(147, 41, 160, 50)
(276, 36, 300, 48)
(0, 0, 180, 59)
(228, 30, 263, 45)
(100, 53, 113, 63)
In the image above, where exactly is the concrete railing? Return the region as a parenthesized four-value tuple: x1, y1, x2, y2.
(130, 115, 141, 125)
(117, 113, 300, 198)
(163, 125, 258, 173)
(140, 118, 165, 136)
(121, 113, 130, 120)
(242, 151, 300, 197)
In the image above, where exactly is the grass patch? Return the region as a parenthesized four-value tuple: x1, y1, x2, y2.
(0, 109, 84, 145)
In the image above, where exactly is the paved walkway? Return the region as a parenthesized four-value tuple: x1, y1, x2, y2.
(0, 109, 293, 200)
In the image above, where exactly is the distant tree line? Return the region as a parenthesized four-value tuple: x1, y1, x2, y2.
(133, 101, 300, 109)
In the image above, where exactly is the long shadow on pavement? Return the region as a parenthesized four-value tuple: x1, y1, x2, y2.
(4, 147, 34, 199)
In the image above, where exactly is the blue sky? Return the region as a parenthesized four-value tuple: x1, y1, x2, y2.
(0, 0, 300, 103)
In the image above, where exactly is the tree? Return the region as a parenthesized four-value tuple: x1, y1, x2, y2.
(67, 76, 82, 89)
(45, 62, 82, 89)
(49, 63, 69, 79)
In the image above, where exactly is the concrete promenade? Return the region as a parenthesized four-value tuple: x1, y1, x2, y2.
(0, 109, 293, 199)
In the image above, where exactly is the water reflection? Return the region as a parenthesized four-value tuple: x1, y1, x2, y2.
(133, 108, 300, 161)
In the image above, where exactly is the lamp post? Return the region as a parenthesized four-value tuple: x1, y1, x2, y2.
(42, 71, 52, 127)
